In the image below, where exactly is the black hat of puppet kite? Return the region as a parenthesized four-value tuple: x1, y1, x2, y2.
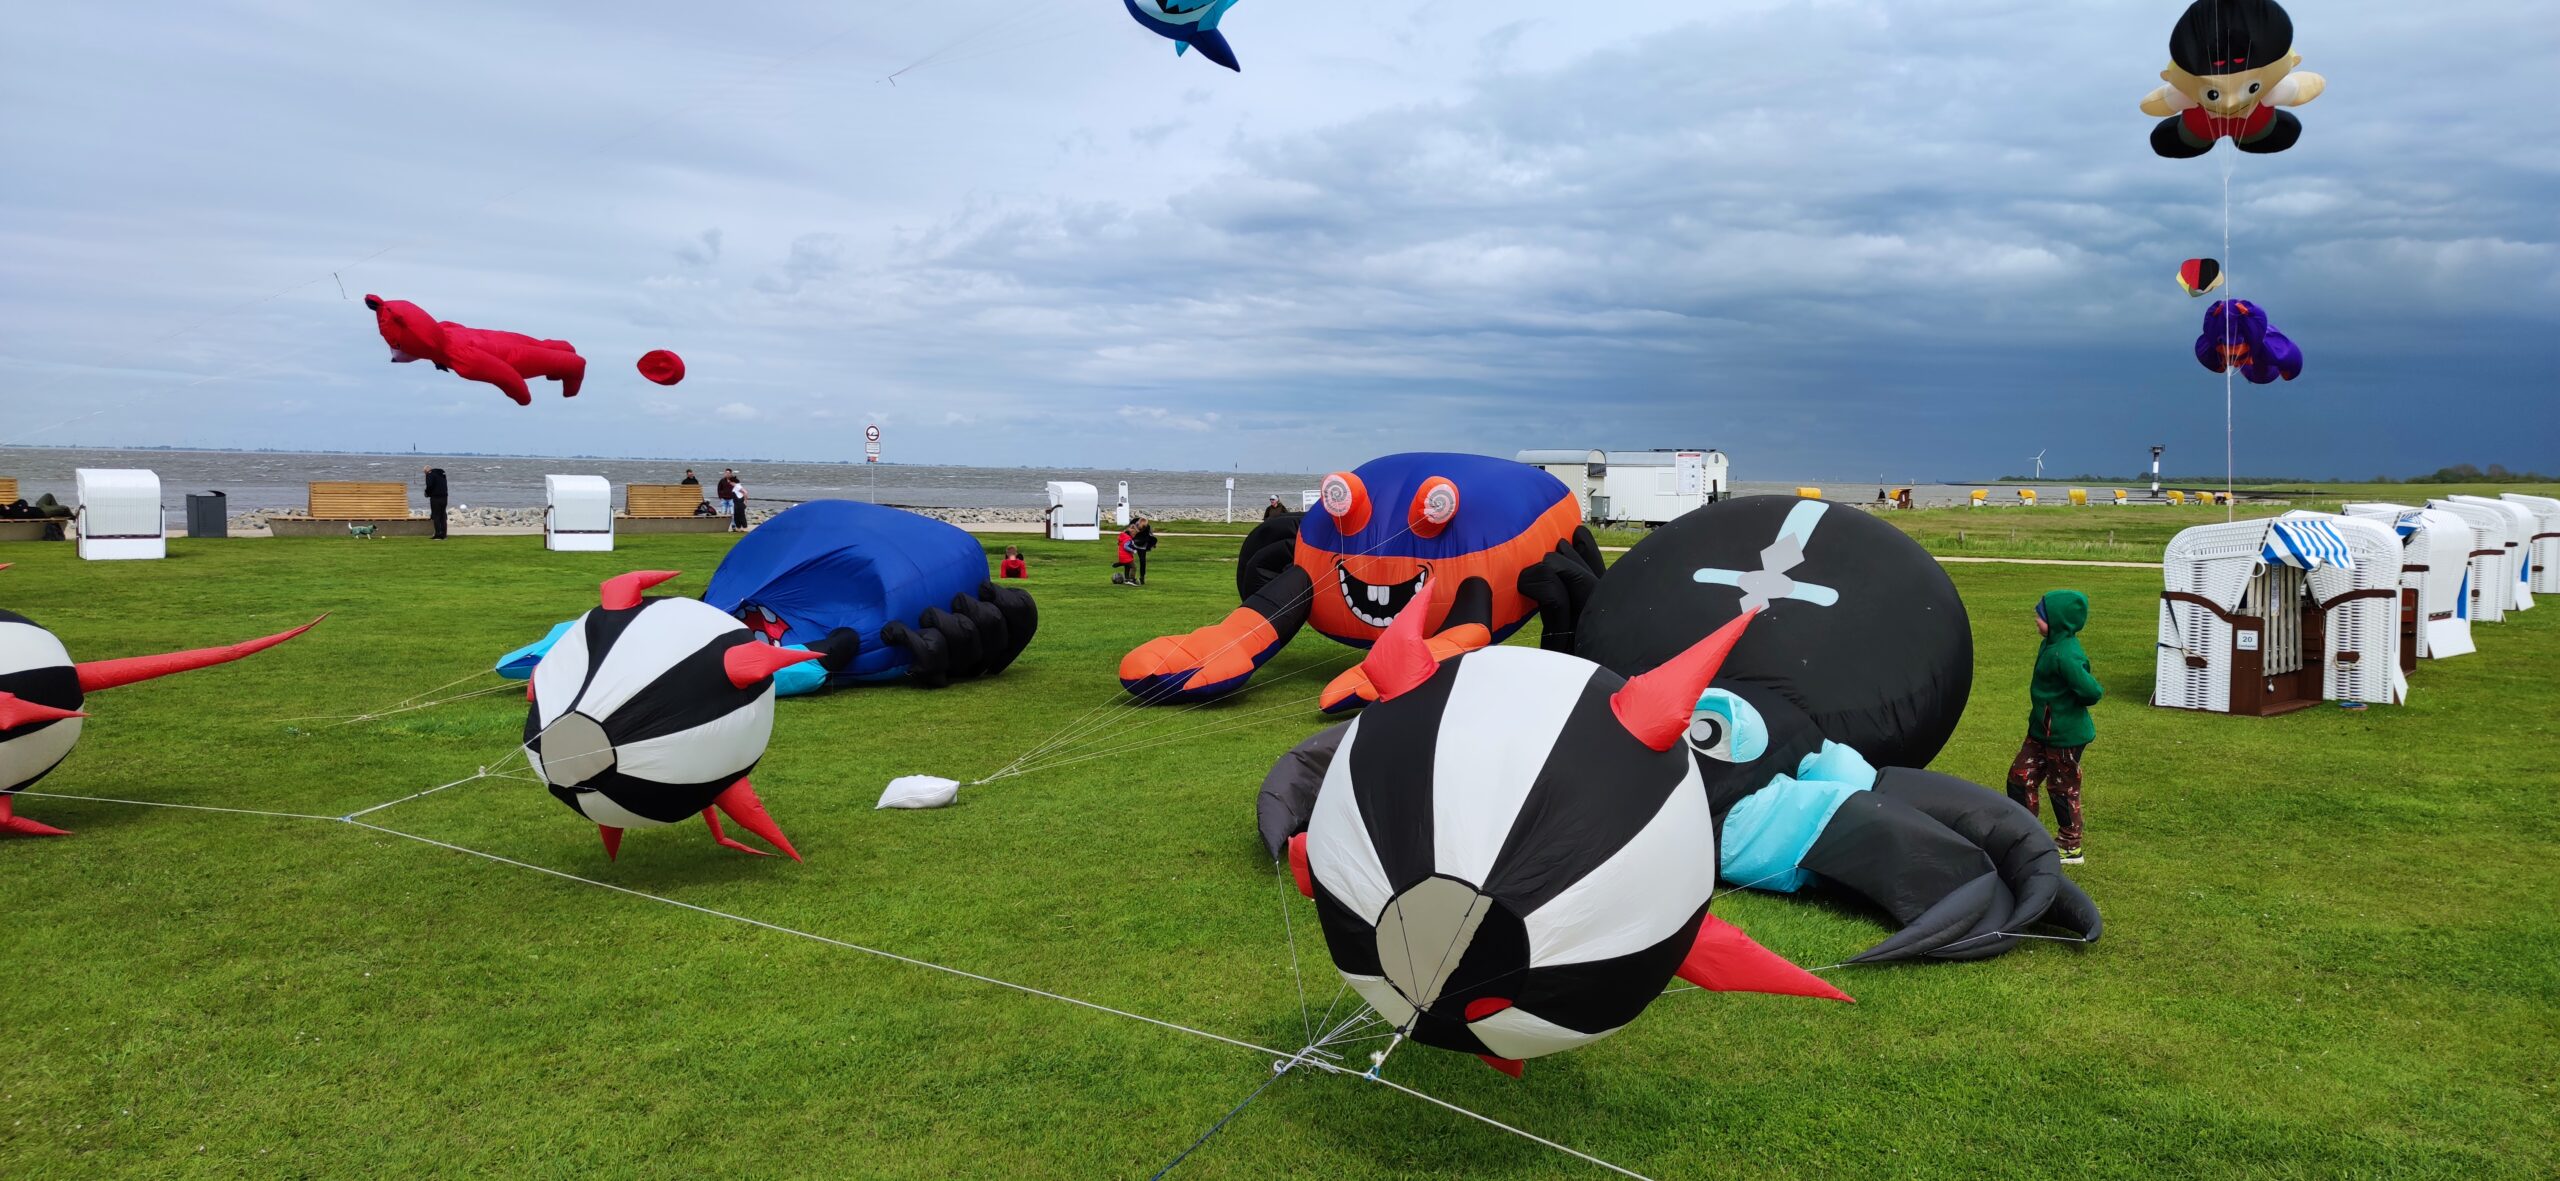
(523, 571, 819, 862)
(2168, 0, 2294, 75)
(1, 602, 321, 837)
(1574, 495, 1973, 771)
(1301, 585, 1842, 1077)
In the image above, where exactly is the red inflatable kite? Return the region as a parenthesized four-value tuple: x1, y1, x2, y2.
(636, 350, 686, 386)
(364, 295, 586, 406)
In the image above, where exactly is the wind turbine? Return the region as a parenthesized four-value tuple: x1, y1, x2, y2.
(2030, 449, 2047, 480)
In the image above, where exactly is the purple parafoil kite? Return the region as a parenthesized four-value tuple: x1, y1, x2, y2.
(2195, 298, 2302, 384)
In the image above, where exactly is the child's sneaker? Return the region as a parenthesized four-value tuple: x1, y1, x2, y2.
(2058, 847, 2085, 865)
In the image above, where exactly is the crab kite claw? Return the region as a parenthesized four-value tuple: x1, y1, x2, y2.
(1315, 576, 1497, 713)
(1119, 561, 1313, 704)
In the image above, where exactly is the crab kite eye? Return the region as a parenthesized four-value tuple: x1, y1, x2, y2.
(1321, 471, 1372, 534)
(1686, 689, 1766, 764)
(1408, 477, 1459, 538)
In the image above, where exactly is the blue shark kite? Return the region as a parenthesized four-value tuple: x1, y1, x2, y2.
(1124, 0, 1244, 71)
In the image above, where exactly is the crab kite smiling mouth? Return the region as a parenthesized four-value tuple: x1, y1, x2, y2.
(1332, 560, 1429, 631)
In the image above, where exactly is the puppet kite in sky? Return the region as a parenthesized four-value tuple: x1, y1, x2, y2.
(2141, 0, 2324, 158)
(2, 604, 320, 837)
(1123, 0, 1245, 72)
(2196, 298, 2303, 384)
(364, 294, 587, 406)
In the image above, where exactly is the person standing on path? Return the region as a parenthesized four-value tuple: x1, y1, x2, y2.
(422, 466, 449, 540)
(715, 469, 738, 522)
(1262, 495, 1288, 521)
(729, 472, 749, 532)
(2006, 589, 2103, 865)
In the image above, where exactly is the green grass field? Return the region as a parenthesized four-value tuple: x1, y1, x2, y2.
(5, 526, 2555, 1178)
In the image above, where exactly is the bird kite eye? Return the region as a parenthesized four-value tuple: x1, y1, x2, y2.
(1321, 471, 1372, 533)
(1687, 714, 1729, 759)
(1685, 689, 1767, 764)
(1408, 477, 1459, 537)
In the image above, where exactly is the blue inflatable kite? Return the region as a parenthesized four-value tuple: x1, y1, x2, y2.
(704, 501, 1038, 688)
(1124, 0, 1245, 71)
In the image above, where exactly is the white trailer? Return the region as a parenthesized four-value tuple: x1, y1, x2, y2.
(1513, 449, 1606, 518)
(1597, 449, 1727, 526)
(1512, 448, 1727, 525)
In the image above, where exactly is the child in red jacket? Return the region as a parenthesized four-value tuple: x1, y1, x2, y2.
(999, 545, 1028, 580)
(1112, 528, 1137, 585)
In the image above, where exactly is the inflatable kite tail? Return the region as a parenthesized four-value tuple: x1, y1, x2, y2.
(1118, 565, 1311, 705)
(709, 778, 800, 862)
(74, 616, 324, 692)
(597, 825, 624, 861)
(2, 795, 74, 838)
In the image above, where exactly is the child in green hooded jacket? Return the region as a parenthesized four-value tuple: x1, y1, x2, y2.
(2008, 589, 2102, 864)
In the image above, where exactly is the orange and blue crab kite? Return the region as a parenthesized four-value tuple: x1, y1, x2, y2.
(1124, 0, 1245, 72)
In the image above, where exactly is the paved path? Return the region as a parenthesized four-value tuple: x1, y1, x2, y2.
(1157, 532, 2160, 568)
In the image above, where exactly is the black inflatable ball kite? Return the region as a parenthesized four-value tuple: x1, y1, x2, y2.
(1575, 496, 2100, 963)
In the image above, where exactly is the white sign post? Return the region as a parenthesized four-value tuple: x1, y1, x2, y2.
(1225, 476, 1235, 523)
(1115, 480, 1132, 527)
(864, 425, 881, 502)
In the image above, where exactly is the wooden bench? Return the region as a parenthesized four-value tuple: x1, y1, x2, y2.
(0, 477, 41, 541)
(621, 483, 726, 533)
(267, 481, 429, 537)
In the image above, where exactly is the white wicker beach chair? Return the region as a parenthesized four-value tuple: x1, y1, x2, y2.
(2500, 493, 2560, 594)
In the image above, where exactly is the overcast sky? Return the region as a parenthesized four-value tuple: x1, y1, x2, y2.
(4, 1, 2553, 480)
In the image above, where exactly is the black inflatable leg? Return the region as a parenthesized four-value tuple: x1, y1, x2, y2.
(978, 582, 1038, 674)
(811, 627, 862, 674)
(879, 621, 950, 688)
(1236, 513, 1303, 600)
(2234, 109, 2302, 154)
(1517, 539, 1602, 654)
(1876, 767, 2096, 946)
(954, 593, 1010, 675)
(1797, 789, 2018, 963)
(919, 606, 984, 678)
(2151, 115, 2215, 158)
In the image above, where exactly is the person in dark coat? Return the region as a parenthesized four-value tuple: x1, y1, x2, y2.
(680, 469, 700, 485)
(422, 466, 449, 540)
(1130, 517, 1157, 585)
(1262, 495, 1287, 520)
(729, 473, 749, 531)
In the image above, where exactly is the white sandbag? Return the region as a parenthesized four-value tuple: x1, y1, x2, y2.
(878, 775, 961, 810)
